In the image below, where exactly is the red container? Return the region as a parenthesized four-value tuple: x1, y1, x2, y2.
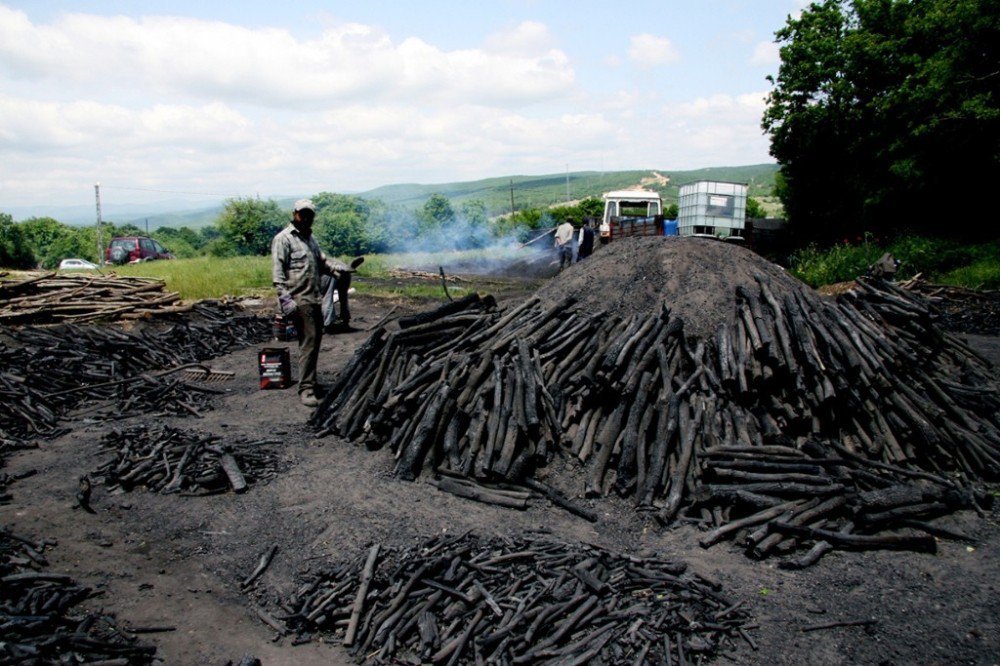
(259, 347, 291, 389)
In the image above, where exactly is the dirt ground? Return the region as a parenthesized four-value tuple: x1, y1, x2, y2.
(4, 273, 1000, 665)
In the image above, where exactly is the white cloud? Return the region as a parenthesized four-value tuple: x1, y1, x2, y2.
(751, 40, 780, 66)
(0, 6, 574, 108)
(627, 34, 680, 67)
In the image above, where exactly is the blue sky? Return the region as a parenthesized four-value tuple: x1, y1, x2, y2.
(0, 1, 804, 209)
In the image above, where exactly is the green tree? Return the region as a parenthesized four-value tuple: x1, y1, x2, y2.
(746, 198, 766, 219)
(419, 194, 456, 233)
(762, 0, 999, 244)
(0, 213, 35, 268)
(578, 197, 604, 219)
(663, 203, 679, 219)
(216, 197, 285, 256)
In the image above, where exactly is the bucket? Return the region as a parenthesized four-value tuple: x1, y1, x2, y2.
(259, 347, 291, 389)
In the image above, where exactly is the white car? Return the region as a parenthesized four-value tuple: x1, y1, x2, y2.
(59, 258, 99, 270)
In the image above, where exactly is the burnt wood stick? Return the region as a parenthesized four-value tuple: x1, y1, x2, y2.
(577, 405, 603, 462)
(343, 544, 381, 647)
(397, 294, 482, 329)
(586, 401, 627, 497)
(241, 545, 278, 589)
(456, 352, 494, 409)
(898, 519, 977, 543)
(755, 276, 798, 374)
(598, 314, 644, 375)
(487, 310, 547, 354)
(397, 383, 450, 480)
(435, 477, 529, 509)
(614, 371, 655, 495)
(783, 293, 825, 372)
(768, 521, 937, 553)
(580, 317, 628, 384)
(705, 481, 846, 497)
(699, 500, 805, 548)
(611, 314, 661, 373)
(521, 478, 598, 522)
(751, 496, 846, 559)
(858, 501, 953, 525)
(638, 395, 680, 506)
(743, 286, 774, 352)
(219, 453, 247, 493)
(433, 608, 484, 666)
(517, 339, 539, 428)
(707, 469, 834, 485)
(779, 521, 855, 570)
(620, 320, 668, 394)
(659, 401, 704, 522)
(458, 296, 539, 349)
(693, 487, 785, 509)
(738, 303, 763, 354)
(709, 459, 828, 475)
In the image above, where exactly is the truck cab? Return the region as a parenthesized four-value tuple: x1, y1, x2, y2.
(600, 190, 664, 241)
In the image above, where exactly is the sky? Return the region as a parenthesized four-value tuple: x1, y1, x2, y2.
(0, 1, 805, 211)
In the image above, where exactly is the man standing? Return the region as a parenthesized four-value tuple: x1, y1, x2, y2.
(576, 222, 595, 261)
(554, 220, 574, 269)
(272, 199, 353, 407)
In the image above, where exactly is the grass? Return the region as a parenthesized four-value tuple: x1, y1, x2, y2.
(790, 235, 1000, 289)
(109, 256, 273, 300)
(85, 250, 506, 301)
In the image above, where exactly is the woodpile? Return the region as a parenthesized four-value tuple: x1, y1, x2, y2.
(278, 532, 755, 664)
(899, 275, 1000, 335)
(0, 303, 270, 444)
(0, 272, 186, 324)
(95, 425, 281, 496)
(312, 238, 999, 565)
(0, 526, 157, 663)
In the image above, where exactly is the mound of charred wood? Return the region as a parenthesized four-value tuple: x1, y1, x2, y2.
(0, 527, 157, 664)
(95, 425, 281, 496)
(0, 302, 270, 442)
(899, 276, 1000, 335)
(313, 278, 999, 564)
(0, 272, 186, 325)
(279, 532, 755, 664)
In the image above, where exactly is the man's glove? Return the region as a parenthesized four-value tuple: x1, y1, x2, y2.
(278, 294, 297, 317)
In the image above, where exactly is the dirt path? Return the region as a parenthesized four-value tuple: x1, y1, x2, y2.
(4, 288, 999, 665)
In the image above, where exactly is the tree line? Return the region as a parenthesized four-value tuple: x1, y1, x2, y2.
(0, 193, 615, 269)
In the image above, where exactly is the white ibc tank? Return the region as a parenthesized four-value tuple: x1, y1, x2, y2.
(677, 181, 748, 239)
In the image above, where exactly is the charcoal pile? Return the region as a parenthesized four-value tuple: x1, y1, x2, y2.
(900, 276, 1000, 335)
(0, 272, 183, 324)
(96, 425, 281, 496)
(313, 237, 1000, 564)
(1, 526, 157, 664)
(0, 302, 270, 442)
(281, 532, 755, 664)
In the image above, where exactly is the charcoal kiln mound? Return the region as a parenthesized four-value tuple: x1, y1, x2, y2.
(313, 238, 1000, 567)
(536, 236, 803, 340)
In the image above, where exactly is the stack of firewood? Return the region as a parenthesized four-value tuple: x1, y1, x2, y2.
(96, 425, 281, 496)
(0, 303, 270, 443)
(278, 532, 755, 664)
(0, 272, 186, 324)
(0, 527, 157, 663)
(312, 270, 999, 563)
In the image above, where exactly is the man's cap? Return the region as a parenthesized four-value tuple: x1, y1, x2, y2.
(293, 199, 316, 213)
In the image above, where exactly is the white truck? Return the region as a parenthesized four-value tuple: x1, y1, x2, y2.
(599, 190, 665, 242)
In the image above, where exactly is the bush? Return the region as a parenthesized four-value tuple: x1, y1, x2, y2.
(788, 236, 884, 287)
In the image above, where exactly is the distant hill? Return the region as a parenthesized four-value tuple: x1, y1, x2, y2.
(8, 165, 778, 228)
(357, 164, 779, 215)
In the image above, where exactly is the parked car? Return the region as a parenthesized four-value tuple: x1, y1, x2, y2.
(106, 236, 174, 265)
(58, 258, 99, 270)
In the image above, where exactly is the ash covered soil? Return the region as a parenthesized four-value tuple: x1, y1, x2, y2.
(5, 251, 1000, 666)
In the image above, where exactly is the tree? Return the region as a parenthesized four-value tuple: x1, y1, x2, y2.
(0, 213, 34, 268)
(762, 0, 999, 244)
(216, 197, 285, 256)
(420, 194, 456, 232)
(746, 198, 766, 219)
(663, 203, 679, 219)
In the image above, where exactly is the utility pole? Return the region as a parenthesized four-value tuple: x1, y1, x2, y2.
(95, 183, 104, 266)
(565, 164, 569, 203)
(509, 179, 515, 218)
(145, 218, 149, 234)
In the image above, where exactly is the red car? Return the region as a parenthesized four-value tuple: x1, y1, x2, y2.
(106, 236, 174, 264)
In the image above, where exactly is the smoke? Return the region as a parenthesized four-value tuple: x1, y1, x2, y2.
(373, 206, 558, 278)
